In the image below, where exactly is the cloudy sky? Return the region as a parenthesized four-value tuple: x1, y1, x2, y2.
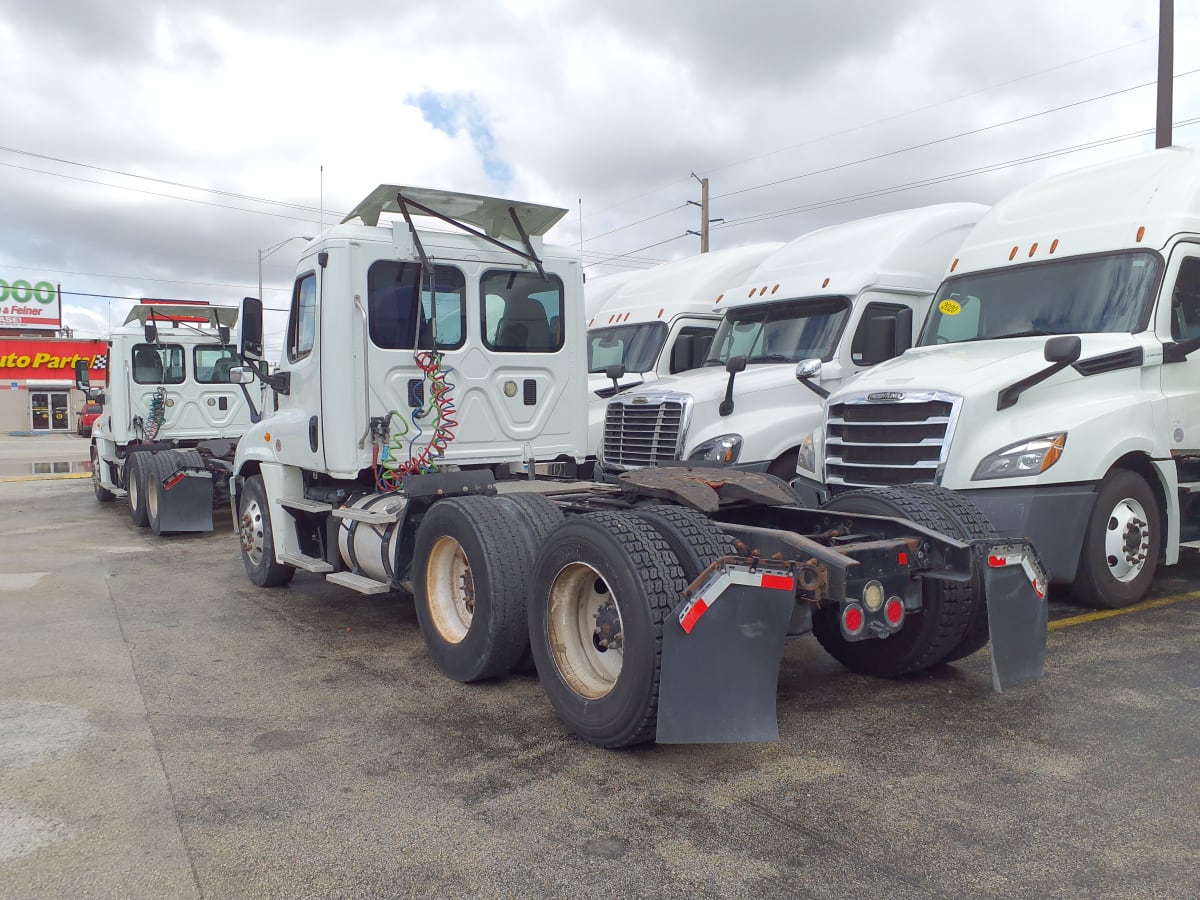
(2, 1, 1197, 355)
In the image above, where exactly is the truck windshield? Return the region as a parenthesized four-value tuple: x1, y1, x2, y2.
(918, 250, 1161, 346)
(587, 322, 667, 373)
(703, 297, 851, 365)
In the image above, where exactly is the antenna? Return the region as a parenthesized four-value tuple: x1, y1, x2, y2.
(320, 165, 325, 231)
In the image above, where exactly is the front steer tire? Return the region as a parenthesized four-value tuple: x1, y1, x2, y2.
(529, 512, 687, 748)
(412, 496, 532, 683)
(813, 487, 985, 678)
(238, 474, 295, 588)
(91, 446, 115, 503)
(1073, 469, 1160, 610)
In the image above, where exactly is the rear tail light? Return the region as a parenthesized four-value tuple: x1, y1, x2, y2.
(884, 596, 905, 629)
(842, 603, 865, 636)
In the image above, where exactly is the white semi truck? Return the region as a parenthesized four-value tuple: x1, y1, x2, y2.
(76, 300, 254, 534)
(597, 204, 987, 485)
(226, 184, 1048, 747)
(807, 145, 1200, 609)
(585, 243, 782, 460)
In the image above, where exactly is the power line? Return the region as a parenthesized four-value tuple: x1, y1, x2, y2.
(582, 234, 690, 270)
(714, 68, 1200, 202)
(560, 36, 1156, 228)
(714, 118, 1200, 231)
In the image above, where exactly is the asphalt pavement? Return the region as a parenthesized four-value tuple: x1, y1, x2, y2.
(0, 454, 1198, 898)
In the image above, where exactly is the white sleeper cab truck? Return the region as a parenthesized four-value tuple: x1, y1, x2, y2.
(228, 185, 1047, 748)
(808, 144, 1200, 610)
(583, 270, 637, 321)
(597, 204, 987, 486)
(585, 242, 783, 460)
(77, 300, 252, 534)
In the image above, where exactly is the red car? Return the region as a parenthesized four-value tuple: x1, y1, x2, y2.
(77, 402, 103, 437)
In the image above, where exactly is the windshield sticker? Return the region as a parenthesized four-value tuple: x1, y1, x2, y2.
(938, 299, 962, 316)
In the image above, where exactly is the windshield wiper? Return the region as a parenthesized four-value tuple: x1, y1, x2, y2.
(999, 329, 1051, 339)
(748, 354, 796, 363)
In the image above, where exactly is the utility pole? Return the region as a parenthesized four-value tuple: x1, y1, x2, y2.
(1157, 0, 1174, 149)
(687, 173, 723, 253)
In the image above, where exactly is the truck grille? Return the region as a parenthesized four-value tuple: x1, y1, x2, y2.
(825, 391, 961, 487)
(602, 393, 689, 469)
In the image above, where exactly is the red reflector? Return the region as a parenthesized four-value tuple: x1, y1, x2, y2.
(760, 574, 794, 591)
(884, 598, 904, 626)
(897, 551, 908, 566)
(842, 604, 864, 635)
(988, 555, 1008, 567)
(680, 598, 709, 634)
(163, 472, 185, 490)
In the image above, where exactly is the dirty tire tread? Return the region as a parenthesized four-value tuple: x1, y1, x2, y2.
(494, 493, 565, 673)
(814, 487, 982, 677)
(905, 485, 999, 662)
(530, 511, 687, 748)
(633, 504, 736, 581)
(146, 451, 176, 535)
(91, 446, 115, 502)
(414, 496, 533, 682)
(127, 452, 150, 527)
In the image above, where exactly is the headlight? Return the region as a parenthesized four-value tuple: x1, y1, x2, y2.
(972, 432, 1067, 481)
(796, 428, 820, 475)
(688, 434, 743, 465)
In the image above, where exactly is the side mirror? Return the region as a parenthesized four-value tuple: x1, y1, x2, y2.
(605, 363, 626, 382)
(144, 321, 158, 343)
(795, 358, 829, 399)
(1044, 335, 1081, 364)
(240, 297, 264, 360)
(228, 366, 256, 385)
(725, 355, 747, 374)
(670, 334, 697, 374)
(74, 359, 90, 389)
(795, 358, 822, 381)
(894, 307, 914, 355)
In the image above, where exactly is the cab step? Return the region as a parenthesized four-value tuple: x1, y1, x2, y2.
(331, 505, 402, 525)
(280, 497, 334, 514)
(325, 571, 391, 594)
(279, 552, 334, 573)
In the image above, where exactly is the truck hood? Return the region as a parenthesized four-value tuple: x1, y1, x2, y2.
(621, 364, 804, 407)
(841, 334, 1154, 401)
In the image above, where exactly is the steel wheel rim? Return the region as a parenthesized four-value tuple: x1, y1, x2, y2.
(240, 495, 267, 565)
(1104, 496, 1150, 583)
(147, 476, 159, 520)
(128, 461, 141, 510)
(425, 535, 474, 644)
(546, 562, 623, 700)
(91, 449, 102, 494)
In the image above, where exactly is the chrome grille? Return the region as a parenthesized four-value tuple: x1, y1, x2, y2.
(602, 393, 688, 469)
(825, 391, 961, 487)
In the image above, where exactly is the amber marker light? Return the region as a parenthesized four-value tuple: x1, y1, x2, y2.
(1136, 226, 1146, 242)
(1009, 246, 1019, 260)
(1028, 242, 1038, 257)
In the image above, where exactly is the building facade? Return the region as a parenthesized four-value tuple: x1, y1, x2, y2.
(0, 336, 109, 434)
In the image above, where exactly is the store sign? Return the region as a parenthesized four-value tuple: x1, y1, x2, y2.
(0, 339, 108, 381)
(0, 277, 62, 330)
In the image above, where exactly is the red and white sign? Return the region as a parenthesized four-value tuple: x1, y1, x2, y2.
(0, 339, 108, 382)
(0, 278, 62, 330)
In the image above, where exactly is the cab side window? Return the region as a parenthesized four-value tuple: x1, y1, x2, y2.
(669, 325, 717, 373)
(287, 273, 317, 362)
(1170, 257, 1200, 340)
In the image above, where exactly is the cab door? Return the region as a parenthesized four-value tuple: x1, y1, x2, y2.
(1159, 243, 1200, 453)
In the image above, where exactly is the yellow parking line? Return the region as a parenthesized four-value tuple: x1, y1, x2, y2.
(0, 473, 92, 483)
(1049, 591, 1200, 630)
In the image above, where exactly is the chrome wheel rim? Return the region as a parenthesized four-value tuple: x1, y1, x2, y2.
(240, 495, 267, 565)
(1104, 496, 1151, 583)
(546, 562, 623, 700)
(425, 535, 474, 644)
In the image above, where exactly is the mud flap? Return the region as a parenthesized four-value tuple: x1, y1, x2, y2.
(156, 469, 214, 533)
(657, 566, 797, 743)
(981, 541, 1048, 692)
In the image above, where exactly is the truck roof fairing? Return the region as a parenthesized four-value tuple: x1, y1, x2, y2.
(123, 302, 239, 329)
(342, 184, 568, 239)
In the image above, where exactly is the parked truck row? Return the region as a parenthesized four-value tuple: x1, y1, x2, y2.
(81, 143, 1196, 746)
